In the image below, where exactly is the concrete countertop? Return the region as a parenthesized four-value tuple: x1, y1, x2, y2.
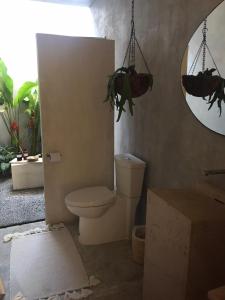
(148, 188, 225, 223)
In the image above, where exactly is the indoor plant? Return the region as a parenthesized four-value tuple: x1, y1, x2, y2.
(182, 68, 222, 98)
(104, 0, 153, 122)
(105, 65, 153, 122)
(182, 19, 225, 115)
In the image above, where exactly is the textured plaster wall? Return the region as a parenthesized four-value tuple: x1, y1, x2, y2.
(91, 0, 224, 192)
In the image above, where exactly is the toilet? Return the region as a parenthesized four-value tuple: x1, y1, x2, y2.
(65, 154, 146, 245)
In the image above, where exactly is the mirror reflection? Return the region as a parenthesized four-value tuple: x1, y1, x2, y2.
(181, 1, 225, 135)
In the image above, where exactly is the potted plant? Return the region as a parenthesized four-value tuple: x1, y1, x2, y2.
(182, 19, 225, 115)
(105, 65, 153, 122)
(182, 68, 223, 98)
(104, 0, 153, 122)
(182, 68, 225, 116)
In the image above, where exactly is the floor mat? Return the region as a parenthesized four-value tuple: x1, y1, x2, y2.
(10, 227, 89, 300)
(0, 178, 45, 228)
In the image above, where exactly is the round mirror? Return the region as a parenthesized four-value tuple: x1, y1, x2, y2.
(181, 1, 225, 135)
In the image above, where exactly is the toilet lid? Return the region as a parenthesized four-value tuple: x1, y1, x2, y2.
(65, 186, 115, 208)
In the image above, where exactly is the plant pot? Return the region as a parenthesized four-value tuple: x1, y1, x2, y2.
(182, 74, 221, 97)
(23, 151, 29, 160)
(16, 153, 23, 161)
(115, 72, 153, 98)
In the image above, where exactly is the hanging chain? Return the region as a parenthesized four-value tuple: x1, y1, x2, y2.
(130, 0, 135, 66)
(127, 0, 135, 66)
(189, 41, 203, 75)
(206, 44, 221, 76)
(123, 0, 136, 67)
(202, 19, 207, 72)
(122, 0, 151, 74)
(131, 0, 134, 24)
(188, 17, 220, 76)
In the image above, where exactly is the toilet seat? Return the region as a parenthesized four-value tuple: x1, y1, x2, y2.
(65, 186, 115, 208)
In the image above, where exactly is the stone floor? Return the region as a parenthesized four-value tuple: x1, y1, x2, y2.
(0, 221, 143, 300)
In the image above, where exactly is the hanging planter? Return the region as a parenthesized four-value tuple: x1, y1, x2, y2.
(115, 65, 153, 98)
(104, 0, 153, 122)
(182, 19, 225, 115)
(182, 69, 222, 98)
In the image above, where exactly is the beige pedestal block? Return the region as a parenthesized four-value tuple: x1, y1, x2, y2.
(10, 158, 44, 190)
(143, 189, 225, 300)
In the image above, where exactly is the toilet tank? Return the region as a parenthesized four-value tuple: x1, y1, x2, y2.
(115, 154, 146, 198)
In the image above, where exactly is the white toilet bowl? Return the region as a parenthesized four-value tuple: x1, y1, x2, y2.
(65, 186, 115, 218)
(65, 153, 146, 245)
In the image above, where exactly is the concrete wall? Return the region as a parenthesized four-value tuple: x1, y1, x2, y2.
(91, 0, 224, 194)
(37, 34, 114, 223)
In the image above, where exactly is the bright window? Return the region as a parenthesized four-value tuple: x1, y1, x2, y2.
(0, 0, 96, 89)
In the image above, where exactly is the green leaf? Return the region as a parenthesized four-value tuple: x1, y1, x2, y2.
(105, 66, 137, 122)
(0, 59, 13, 103)
(14, 81, 37, 106)
(5, 153, 15, 162)
(0, 155, 5, 162)
(0, 162, 10, 173)
(0, 59, 13, 92)
(24, 108, 32, 115)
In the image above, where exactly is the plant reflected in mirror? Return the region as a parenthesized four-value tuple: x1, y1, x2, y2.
(181, 1, 225, 135)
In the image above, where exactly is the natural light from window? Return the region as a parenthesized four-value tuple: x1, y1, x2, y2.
(0, 0, 96, 89)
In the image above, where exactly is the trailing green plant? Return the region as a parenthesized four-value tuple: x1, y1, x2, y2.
(104, 0, 153, 122)
(0, 145, 16, 177)
(105, 66, 152, 122)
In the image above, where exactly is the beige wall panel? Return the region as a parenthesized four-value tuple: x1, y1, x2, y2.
(36, 34, 114, 224)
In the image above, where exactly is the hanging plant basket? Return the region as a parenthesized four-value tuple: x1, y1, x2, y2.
(105, 66, 153, 122)
(182, 70, 222, 98)
(182, 19, 225, 115)
(104, 0, 153, 122)
(115, 66, 153, 98)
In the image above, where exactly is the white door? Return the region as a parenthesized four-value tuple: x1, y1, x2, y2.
(36, 34, 114, 224)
